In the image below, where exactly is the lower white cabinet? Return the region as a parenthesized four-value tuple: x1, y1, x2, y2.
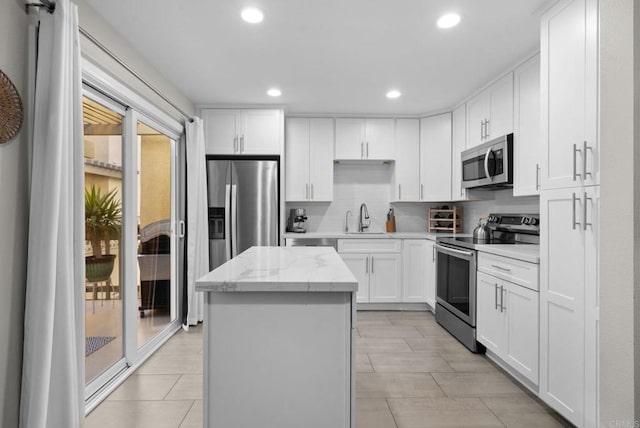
(402, 240, 436, 307)
(477, 256, 539, 386)
(338, 239, 401, 303)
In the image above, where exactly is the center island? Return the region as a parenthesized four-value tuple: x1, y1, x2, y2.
(196, 246, 358, 428)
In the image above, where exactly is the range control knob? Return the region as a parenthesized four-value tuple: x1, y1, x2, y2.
(521, 217, 530, 225)
(530, 218, 539, 226)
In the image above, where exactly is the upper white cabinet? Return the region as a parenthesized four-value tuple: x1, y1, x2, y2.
(335, 118, 394, 160)
(513, 54, 541, 196)
(450, 104, 468, 201)
(202, 109, 282, 155)
(285, 118, 334, 201)
(393, 119, 420, 201)
(466, 73, 514, 148)
(540, 0, 598, 190)
(420, 113, 452, 201)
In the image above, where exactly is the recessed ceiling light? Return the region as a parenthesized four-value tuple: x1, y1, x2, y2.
(267, 88, 282, 97)
(437, 13, 461, 29)
(241, 7, 264, 24)
(386, 90, 401, 99)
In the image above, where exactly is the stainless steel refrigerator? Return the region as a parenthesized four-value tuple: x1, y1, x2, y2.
(206, 157, 279, 270)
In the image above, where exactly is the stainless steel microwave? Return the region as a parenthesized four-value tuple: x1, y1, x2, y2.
(461, 134, 513, 189)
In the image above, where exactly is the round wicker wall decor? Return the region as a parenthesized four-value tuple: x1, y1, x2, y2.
(0, 69, 23, 144)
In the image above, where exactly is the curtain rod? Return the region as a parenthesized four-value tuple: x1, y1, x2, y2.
(25, 0, 55, 14)
(78, 27, 193, 123)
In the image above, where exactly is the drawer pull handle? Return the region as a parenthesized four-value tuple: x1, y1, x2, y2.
(490, 264, 511, 272)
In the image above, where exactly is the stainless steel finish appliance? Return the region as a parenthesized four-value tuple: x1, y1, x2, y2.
(435, 213, 540, 353)
(461, 134, 513, 189)
(207, 156, 279, 270)
(287, 237, 337, 251)
(286, 208, 308, 233)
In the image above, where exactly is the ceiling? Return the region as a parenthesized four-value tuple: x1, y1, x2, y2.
(85, 0, 550, 115)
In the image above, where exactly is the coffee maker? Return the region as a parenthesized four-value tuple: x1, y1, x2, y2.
(286, 208, 308, 233)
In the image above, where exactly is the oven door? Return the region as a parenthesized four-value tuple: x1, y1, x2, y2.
(435, 243, 477, 326)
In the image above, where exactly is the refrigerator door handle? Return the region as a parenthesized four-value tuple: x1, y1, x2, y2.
(224, 184, 232, 261)
(231, 184, 238, 257)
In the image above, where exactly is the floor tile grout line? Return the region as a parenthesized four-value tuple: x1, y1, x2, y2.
(383, 397, 400, 428)
(176, 399, 197, 428)
(162, 374, 184, 401)
(477, 397, 509, 428)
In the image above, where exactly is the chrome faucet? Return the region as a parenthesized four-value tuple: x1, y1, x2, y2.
(345, 210, 353, 233)
(359, 203, 371, 232)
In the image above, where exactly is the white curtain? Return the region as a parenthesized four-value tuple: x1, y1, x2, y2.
(184, 118, 208, 327)
(20, 1, 84, 427)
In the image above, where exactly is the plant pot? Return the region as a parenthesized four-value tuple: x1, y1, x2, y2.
(85, 255, 116, 282)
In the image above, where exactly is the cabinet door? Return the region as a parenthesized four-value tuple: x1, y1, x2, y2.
(451, 104, 468, 201)
(241, 110, 281, 154)
(394, 119, 420, 201)
(285, 118, 310, 201)
(504, 282, 539, 385)
(420, 113, 452, 201)
(202, 109, 240, 155)
(401, 240, 429, 303)
(340, 253, 369, 303)
(308, 118, 334, 201)
(466, 92, 489, 148)
(335, 119, 364, 159)
(539, 187, 585, 425)
(425, 241, 436, 309)
(365, 119, 395, 160)
(513, 55, 541, 196)
(476, 272, 504, 355)
(541, 0, 598, 190)
(369, 254, 402, 303)
(487, 73, 514, 139)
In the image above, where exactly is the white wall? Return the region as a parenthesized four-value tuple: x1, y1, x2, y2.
(599, 0, 637, 424)
(286, 164, 540, 234)
(0, 1, 30, 426)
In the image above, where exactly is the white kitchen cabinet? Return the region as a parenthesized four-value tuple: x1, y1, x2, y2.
(540, 0, 598, 190)
(202, 109, 282, 155)
(466, 73, 514, 149)
(513, 54, 541, 196)
(393, 119, 420, 201)
(539, 185, 599, 426)
(335, 118, 394, 160)
(420, 113, 452, 201)
(369, 253, 402, 303)
(340, 253, 369, 303)
(401, 240, 436, 307)
(338, 239, 401, 303)
(285, 118, 334, 201)
(450, 104, 468, 201)
(477, 257, 539, 386)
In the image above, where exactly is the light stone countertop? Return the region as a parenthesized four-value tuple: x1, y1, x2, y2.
(283, 231, 467, 240)
(475, 244, 540, 264)
(196, 246, 358, 293)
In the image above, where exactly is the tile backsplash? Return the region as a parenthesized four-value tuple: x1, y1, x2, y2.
(285, 164, 540, 234)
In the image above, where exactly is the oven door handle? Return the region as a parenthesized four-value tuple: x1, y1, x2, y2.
(436, 244, 474, 258)
(483, 148, 494, 182)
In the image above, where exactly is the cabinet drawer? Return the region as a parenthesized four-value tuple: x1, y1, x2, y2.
(478, 252, 538, 291)
(338, 239, 401, 253)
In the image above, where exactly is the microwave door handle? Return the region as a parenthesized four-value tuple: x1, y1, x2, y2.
(483, 148, 493, 182)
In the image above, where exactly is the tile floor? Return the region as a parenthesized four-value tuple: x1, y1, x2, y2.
(85, 310, 570, 428)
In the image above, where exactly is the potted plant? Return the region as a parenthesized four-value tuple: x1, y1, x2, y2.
(85, 185, 122, 282)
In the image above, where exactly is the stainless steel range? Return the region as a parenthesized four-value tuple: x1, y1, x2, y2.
(435, 213, 540, 353)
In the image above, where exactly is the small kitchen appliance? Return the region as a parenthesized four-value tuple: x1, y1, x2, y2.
(286, 208, 308, 233)
(435, 213, 540, 352)
(461, 134, 513, 189)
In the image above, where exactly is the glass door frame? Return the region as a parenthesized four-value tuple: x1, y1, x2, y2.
(82, 59, 185, 409)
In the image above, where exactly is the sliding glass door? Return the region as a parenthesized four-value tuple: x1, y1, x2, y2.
(83, 86, 181, 398)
